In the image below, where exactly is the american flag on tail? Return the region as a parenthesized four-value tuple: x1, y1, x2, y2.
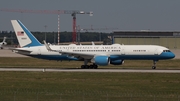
(17, 31, 24, 36)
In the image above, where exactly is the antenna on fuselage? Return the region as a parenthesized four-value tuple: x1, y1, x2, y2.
(92, 41, 95, 45)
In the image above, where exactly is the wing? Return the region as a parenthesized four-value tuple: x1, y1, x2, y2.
(43, 40, 94, 59)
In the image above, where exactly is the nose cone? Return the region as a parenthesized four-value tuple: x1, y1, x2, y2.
(160, 52, 175, 59)
(169, 52, 175, 59)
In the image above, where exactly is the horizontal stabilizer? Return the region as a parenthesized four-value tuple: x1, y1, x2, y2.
(12, 48, 32, 55)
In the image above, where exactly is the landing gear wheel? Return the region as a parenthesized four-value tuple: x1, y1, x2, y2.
(93, 64, 98, 69)
(81, 65, 89, 69)
(84, 65, 89, 69)
(81, 65, 85, 69)
(152, 66, 156, 69)
(81, 62, 98, 69)
(89, 65, 93, 69)
(152, 60, 157, 69)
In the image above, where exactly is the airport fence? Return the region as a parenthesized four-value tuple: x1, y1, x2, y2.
(0, 89, 180, 101)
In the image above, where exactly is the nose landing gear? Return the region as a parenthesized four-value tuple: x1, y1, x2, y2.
(152, 60, 157, 69)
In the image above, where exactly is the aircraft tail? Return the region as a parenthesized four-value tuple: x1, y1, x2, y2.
(11, 20, 42, 47)
(2, 37, 6, 43)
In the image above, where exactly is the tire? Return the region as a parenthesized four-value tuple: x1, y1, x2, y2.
(152, 66, 156, 69)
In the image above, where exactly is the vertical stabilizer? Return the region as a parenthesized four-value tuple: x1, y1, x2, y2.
(11, 20, 42, 47)
(2, 37, 6, 43)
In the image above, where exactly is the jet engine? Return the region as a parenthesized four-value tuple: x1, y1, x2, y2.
(2, 42, 7, 45)
(110, 60, 124, 65)
(93, 55, 109, 66)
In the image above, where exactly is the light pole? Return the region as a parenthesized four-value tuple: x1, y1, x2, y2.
(44, 25, 47, 41)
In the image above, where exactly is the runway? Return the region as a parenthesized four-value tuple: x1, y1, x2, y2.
(0, 68, 180, 73)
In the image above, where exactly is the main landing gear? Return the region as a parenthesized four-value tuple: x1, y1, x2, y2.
(152, 60, 157, 69)
(81, 64, 98, 69)
(81, 59, 98, 69)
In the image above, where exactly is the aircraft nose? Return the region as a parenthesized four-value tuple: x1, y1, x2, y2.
(160, 51, 175, 59)
(169, 52, 175, 59)
(164, 52, 175, 59)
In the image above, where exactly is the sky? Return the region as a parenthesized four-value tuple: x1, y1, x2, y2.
(1, 0, 180, 32)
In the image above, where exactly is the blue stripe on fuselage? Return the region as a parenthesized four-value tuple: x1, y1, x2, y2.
(17, 20, 42, 47)
(110, 52, 175, 60)
(29, 52, 175, 61)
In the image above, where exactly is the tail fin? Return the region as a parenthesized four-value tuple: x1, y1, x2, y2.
(11, 20, 42, 47)
(2, 37, 6, 43)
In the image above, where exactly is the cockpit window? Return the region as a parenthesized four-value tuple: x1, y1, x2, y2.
(163, 50, 171, 52)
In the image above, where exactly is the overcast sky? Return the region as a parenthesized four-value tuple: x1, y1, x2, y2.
(1, 0, 180, 32)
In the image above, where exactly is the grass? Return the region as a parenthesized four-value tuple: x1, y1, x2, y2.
(0, 57, 180, 100)
(0, 72, 180, 101)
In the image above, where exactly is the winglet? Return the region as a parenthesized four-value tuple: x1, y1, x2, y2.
(43, 40, 52, 51)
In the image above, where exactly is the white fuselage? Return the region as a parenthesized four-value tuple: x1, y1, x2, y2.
(15, 44, 175, 61)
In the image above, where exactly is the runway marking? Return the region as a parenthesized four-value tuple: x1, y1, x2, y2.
(0, 68, 180, 73)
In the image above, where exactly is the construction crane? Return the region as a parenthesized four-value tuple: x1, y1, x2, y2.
(0, 8, 93, 44)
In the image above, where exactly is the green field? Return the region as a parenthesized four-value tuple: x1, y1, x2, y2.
(0, 57, 180, 101)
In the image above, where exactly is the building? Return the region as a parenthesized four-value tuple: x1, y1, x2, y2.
(111, 31, 180, 49)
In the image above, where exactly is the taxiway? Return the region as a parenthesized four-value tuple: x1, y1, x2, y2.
(0, 68, 180, 73)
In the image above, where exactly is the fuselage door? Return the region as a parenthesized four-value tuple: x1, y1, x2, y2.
(154, 49, 158, 55)
(121, 49, 125, 55)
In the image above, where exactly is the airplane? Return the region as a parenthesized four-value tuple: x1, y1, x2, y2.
(11, 20, 78, 61)
(0, 37, 7, 49)
(43, 40, 175, 69)
(11, 20, 175, 69)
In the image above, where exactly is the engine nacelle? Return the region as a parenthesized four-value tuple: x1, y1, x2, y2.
(2, 42, 7, 45)
(110, 60, 124, 65)
(93, 55, 109, 66)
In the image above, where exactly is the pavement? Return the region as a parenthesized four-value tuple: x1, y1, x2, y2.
(0, 68, 180, 73)
(0, 49, 28, 57)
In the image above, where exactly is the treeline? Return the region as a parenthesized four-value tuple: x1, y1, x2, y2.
(0, 31, 112, 45)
